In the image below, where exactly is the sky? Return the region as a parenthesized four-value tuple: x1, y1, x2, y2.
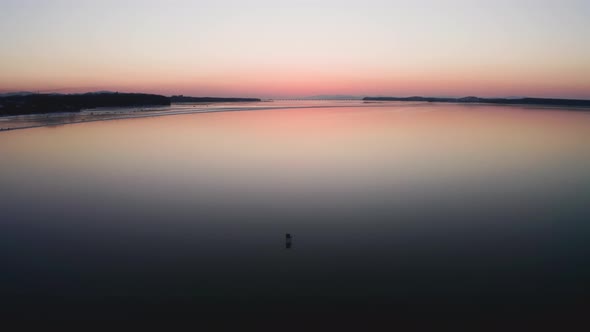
(1, 0, 589, 98)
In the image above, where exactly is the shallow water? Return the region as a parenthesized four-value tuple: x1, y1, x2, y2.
(1, 101, 590, 313)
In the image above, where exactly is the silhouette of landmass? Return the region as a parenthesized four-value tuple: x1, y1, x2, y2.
(0, 91, 35, 97)
(3, 93, 589, 117)
(171, 95, 261, 103)
(363, 96, 590, 107)
(0, 92, 170, 116)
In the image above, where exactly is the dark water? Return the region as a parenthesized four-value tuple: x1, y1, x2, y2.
(1, 101, 589, 322)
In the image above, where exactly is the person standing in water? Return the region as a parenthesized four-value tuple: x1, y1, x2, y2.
(285, 233, 292, 249)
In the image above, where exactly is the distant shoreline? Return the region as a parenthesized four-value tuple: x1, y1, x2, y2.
(0, 103, 374, 132)
(363, 96, 590, 107)
(0, 93, 170, 117)
(0, 93, 261, 117)
(3, 100, 590, 134)
(3, 93, 589, 118)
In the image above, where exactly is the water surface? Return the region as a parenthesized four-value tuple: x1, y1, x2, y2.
(1, 101, 589, 316)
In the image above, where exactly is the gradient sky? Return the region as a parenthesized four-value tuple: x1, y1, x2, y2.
(1, 0, 589, 98)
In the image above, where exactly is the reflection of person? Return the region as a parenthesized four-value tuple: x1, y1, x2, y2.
(286, 233, 292, 249)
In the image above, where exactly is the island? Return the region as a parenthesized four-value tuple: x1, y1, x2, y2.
(0, 92, 171, 116)
(171, 95, 261, 103)
(363, 96, 590, 107)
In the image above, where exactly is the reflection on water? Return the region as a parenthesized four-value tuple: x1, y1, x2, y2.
(1, 101, 590, 317)
(0, 100, 364, 131)
(286, 233, 292, 249)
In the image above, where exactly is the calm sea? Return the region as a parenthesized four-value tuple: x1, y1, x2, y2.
(1, 101, 589, 320)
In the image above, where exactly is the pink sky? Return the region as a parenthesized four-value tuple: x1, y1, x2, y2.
(1, 0, 589, 98)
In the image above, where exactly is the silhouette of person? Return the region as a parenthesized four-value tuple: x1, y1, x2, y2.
(286, 233, 292, 249)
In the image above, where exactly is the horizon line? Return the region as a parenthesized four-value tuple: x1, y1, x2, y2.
(2, 90, 590, 101)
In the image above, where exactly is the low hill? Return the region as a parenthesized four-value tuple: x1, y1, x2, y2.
(0, 92, 170, 116)
(363, 96, 590, 107)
